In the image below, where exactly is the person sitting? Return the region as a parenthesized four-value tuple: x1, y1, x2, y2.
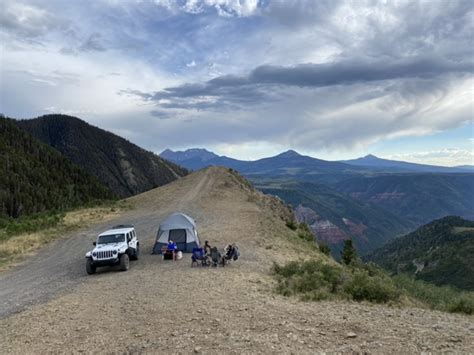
(222, 244, 235, 264)
(167, 240, 177, 251)
(164, 240, 178, 260)
(203, 240, 212, 256)
(210, 246, 221, 267)
(222, 244, 240, 266)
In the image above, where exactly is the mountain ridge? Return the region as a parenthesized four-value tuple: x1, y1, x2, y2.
(161, 148, 472, 174)
(16, 115, 188, 198)
(0, 116, 114, 219)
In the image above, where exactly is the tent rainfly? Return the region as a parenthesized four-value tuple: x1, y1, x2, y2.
(152, 213, 201, 253)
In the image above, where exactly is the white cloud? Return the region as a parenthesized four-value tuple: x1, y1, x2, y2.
(389, 148, 474, 167)
(203, 0, 260, 17)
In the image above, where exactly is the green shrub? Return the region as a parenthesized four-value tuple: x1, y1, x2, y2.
(298, 223, 314, 242)
(285, 221, 298, 230)
(393, 274, 474, 315)
(0, 211, 64, 242)
(319, 243, 331, 256)
(273, 260, 345, 298)
(448, 297, 474, 315)
(344, 269, 399, 303)
(273, 259, 399, 304)
(274, 259, 474, 314)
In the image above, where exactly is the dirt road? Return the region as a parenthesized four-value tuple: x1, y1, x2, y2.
(1, 167, 473, 353)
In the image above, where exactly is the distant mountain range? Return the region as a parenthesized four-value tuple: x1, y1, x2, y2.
(342, 154, 473, 173)
(0, 116, 113, 219)
(161, 148, 249, 172)
(366, 216, 474, 291)
(17, 115, 188, 198)
(161, 148, 218, 164)
(161, 148, 474, 255)
(161, 148, 473, 174)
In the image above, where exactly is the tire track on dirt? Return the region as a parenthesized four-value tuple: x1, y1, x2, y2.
(0, 170, 213, 319)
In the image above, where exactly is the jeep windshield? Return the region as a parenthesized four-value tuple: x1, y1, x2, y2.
(98, 234, 125, 244)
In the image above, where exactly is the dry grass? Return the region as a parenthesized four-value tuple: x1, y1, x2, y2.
(0, 205, 129, 271)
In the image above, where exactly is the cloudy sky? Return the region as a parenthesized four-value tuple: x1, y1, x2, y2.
(1, 0, 473, 165)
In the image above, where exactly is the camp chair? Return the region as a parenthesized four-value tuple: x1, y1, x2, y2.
(222, 244, 240, 266)
(191, 247, 208, 267)
(210, 247, 221, 267)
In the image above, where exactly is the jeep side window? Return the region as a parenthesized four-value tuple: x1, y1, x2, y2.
(127, 232, 131, 242)
(133, 230, 136, 239)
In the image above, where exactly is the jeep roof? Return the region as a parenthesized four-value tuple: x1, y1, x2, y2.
(98, 227, 134, 237)
(111, 224, 134, 229)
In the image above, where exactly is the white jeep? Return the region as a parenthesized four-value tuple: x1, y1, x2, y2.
(85, 225, 139, 274)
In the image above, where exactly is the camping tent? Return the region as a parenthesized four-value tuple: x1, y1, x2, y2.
(152, 213, 201, 254)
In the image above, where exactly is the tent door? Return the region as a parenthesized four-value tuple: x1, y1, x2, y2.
(169, 229, 187, 251)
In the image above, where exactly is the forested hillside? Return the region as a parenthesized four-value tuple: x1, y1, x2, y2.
(257, 180, 409, 255)
(366, 216, 474, 290)
(335, 174, 474, 226)
(17, 115, 188, 198)
(0, 116, 114, 219)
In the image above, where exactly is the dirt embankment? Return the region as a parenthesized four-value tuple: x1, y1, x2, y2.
(0, 167, 473, 353)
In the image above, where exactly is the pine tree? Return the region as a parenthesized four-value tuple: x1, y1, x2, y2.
(341, 239, 357, 265)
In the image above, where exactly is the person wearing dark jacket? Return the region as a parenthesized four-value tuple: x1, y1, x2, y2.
(203, 240, 212, 256)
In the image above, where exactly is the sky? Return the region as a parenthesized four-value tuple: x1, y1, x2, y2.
(0, 0, 473, 166)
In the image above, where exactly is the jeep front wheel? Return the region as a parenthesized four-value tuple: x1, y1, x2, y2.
(119, 253, 130, 271)
(86, 258, 96, 275)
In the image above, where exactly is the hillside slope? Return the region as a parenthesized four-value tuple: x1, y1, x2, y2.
(366, 216, 474, 290)
(17, 115, 187, 198)
(0, 116, 113, 219)
(0, 167, 472, 353)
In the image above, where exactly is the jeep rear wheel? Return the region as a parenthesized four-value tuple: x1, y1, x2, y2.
(119, 253, 130, 271)
(86, 258, 96, 275)
(131, 244, 139, 260)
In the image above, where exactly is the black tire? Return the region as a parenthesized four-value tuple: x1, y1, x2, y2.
(86, 258, 96, 275)
(119, 253, 130, 271)
(131, 244, 139, 261)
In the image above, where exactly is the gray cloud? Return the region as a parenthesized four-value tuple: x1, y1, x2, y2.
(78, 33, 106, 52)
(0, 3, 56, 39)
(263, 0, 340, 28)
(124, 57, 473, 111)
